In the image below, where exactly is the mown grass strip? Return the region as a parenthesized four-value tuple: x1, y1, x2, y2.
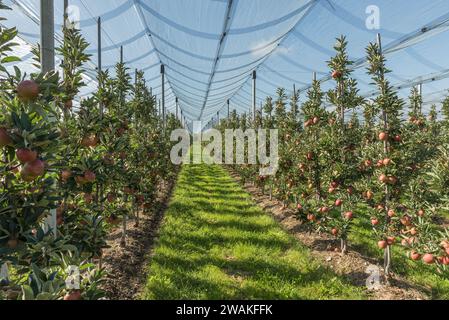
(142, 164, 365, 299)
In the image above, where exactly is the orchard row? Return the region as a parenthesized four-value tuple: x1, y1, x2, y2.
(0, 2, 179, 300)
(217, 36, 449, 279)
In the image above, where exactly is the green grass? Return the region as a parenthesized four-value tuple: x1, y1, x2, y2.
(348, 207, 449, 299)
(141, 164, 365, 300)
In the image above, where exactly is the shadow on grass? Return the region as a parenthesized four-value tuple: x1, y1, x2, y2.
(142, 164, 366, 300)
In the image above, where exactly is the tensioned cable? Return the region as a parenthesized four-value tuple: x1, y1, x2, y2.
(297, 7, 449, 92)
(132, 0, 183, 118)
(139, 0, 315, 38)
(198, 0, 235, 120)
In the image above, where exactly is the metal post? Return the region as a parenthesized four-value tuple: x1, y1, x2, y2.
(252, 70, 256, 121)
(418, 83, 423, 113)
(40, 0, 55, 73)
(217, 111, 220, 124)
(97, 17, 102, 72)
(176, 97, 179, 120)
(161, 64, 165, 127)
(98, 17, 103, 118)
(313, 72, 317, 82)
(63, 0, 68, 28)
(120, 46, 123, 64)
(227, 99, 230, 118)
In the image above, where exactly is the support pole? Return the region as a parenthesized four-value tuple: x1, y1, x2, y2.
(227, 99, 230, 118)
(313, 72, 317, 82)
(161, 64, 166, 127)
(252, 70, 257, 121)
(63, 0, 68, 28)
(40, 0, 55, 73)
(176, 97, 179, 120)
(98, 17, 103, 118)
(120, 46, 123, 64)
(97, 17, 102, 72)
(418, 83, 423, 113)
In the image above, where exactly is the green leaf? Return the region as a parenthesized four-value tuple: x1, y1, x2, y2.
(1, 55, 20, 64)
(21, 285, 35, 300)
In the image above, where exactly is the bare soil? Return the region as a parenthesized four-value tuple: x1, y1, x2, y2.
(227, 169, 430, 300)
(101, 174, 178, 300)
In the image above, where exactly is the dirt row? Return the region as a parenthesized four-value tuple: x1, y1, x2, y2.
(101, 175, 177, 300)
(227, 169, 430, 300)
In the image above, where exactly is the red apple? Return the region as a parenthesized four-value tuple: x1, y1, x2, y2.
(16, 148, 37, 164)
(422, 253, 434, 264)
(378, 132, 388, 141)
(17, 80, 39, 102)
(378, 240, 388, 249)
(410, 251, 421, 261)
(0, 128, 12, 147)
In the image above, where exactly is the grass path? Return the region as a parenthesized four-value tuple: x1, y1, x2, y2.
(141, 164, 365, 299)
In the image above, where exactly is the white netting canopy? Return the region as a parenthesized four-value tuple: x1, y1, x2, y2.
(3, 0, 449, 128)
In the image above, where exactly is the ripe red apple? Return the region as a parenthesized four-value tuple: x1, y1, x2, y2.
(16, 148, 37, 164)
(440, 256, 449, 265)
(388, 176, 398, 185)
(328, 187, 335, 194)
(378, 132, 388, 141)
(394, 134, 402, 142)
(422, 253, 434, 264)
(331, 228, 338, 236)
(382, 158, 391, 166)
(64, 290, 82, 301)
(320, 207, 329, 213)
(0, 128, 12, 147)
(61, 170, 72, 181)
(17, 80, 39, 102)
(410, 251, 421, 261)
(366, 190, 374, 200)
(335, 199, 343, 207)
(378, 240, 388, 249)
(312, 117, 319, 125)
(379, 174, 388, 183)
(400, 215, 411, 226)
(364, 159, 372, 167)
(332, 70, 342, 79)
(386, 236, 395, 245)
(7, 238, 18, 249)
(344, 211, 353, 219)
(307, 213, 316, 222)
(83, 170, 96, 183)
(107, 193, 116, 203)
(371, 218, 379, 226)
(306, 152, 314, 161)
(330, 181, 339, 188)
(417, 209, 424, 217)
(84, 193, 93, 204)
(410, 228, 417, 236)
(387, 209, 395, 217)
(21, 159, 45, 181)
(296, 203, 302, 210)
